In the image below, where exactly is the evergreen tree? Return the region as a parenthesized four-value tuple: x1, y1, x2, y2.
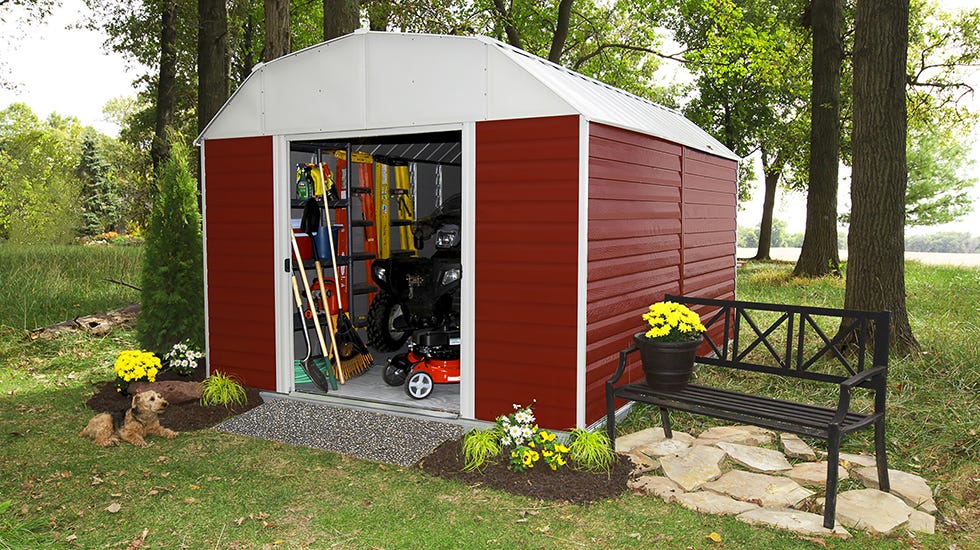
(138, 138, 204, 354)
(76, 131, 121, 236)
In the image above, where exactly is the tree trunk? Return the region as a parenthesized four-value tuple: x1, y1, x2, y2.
(492, 0, 523, 49)
(151, 0, 178, 172)
(324, 0, 359, 41)
(547, 0, 574, 63)
(754, 163, 781, 261)
(846, 0, 918, 354)
(794, 0, 842, 277)
(197, 0, 228, 135)
(264, 0, 290, 61)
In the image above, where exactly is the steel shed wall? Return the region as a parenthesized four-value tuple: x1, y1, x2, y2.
(474, 115, 580, 428)
(202, 136, 277, 390)
(584, 123, 737, 424)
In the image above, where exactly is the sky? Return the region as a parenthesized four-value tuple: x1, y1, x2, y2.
(1, 0, 977, 236)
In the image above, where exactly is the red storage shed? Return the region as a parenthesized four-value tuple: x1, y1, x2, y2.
(197, 30, 739, 430)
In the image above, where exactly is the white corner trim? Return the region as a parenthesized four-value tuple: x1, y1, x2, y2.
(272, 135, 293, 394)
(576, 115, 589, 428)
(460, 121, 477, 420)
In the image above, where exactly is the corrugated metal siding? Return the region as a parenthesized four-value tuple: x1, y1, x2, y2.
(584, 124, 737, 424)
(203, 136, 277, 390)
(474, 115, 580, 428)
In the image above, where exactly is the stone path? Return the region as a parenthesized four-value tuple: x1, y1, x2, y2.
(619, 426, 937, 539)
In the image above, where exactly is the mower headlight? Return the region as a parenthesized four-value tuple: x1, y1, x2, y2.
(435, 225, 460, 249)
(441, 267, 461, 286)
(373, 264, 387, 283)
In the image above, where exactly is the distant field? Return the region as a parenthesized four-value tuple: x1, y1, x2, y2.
(737, 247, 980, 267)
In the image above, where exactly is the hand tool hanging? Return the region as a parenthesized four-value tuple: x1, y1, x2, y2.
(290, 229, 346, 385)
(318, 163, 374, 376)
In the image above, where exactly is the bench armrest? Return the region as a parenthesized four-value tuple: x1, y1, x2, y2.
(833, 365, 888, 424)
(840, 365, 888, 389)
(607, 346, 638, 387)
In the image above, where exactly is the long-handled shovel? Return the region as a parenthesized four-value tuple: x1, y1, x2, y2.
(290, 231, 347, 384)
(290, 275, 335, 392)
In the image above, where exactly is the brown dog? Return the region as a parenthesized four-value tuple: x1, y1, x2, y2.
(80, 390, 178, 447)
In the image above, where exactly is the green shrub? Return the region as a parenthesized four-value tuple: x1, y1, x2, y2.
(137, 138, 204, 354)
(461, 427, 501, 472)
(200, 371, 247, 408)
(567, 428, 615, 473)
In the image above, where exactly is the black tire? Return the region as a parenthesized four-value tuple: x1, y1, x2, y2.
(382, 359, 409, 386)
(404, 371, 434, 399)
(366, 291, 410, 352)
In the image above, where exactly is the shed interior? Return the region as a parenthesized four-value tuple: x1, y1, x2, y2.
(288, 131, 463, 413)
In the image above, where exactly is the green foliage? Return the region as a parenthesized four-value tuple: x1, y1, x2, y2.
(905, 232, 980, 253)
(137, 138, 203, 354)
(0, 103, 84, 243)
(461, 426, 502, 471)
(905, 125, 976, 227)
(567, 428, 615, 473)
(200, 370, 247, 407)
(76, 130, 121, 236)
(737, 218, 804, 249)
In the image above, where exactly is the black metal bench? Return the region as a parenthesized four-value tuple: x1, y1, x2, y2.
(605, 295, 891, 529)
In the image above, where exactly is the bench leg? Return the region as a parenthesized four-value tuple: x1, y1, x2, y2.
(659, 407, 673, 439)
(606, 389, 617, 452)
(875, 416, 890, 492)
(824, 426, 842, 529)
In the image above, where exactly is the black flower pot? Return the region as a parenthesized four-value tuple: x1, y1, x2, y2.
(633, 332, 703, 391)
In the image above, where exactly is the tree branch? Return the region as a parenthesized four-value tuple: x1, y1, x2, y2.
(572, 42, 690, 70)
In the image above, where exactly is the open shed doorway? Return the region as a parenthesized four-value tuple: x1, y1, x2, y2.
(288, 130, 463, 414)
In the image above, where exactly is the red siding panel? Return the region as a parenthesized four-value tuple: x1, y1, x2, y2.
(474, 115, 580, 428)
(203, 136, 276, 390)
(584, 123, 738, 424)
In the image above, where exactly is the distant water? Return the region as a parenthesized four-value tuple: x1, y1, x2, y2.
(736, 248, 980, 267)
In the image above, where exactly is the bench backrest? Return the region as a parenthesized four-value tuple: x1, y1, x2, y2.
(665, 294, 890, 385)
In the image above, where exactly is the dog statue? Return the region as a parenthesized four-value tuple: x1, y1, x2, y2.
(81, 390, 178, 447)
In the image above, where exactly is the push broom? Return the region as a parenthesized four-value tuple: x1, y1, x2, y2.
(317, 163, 374, 376)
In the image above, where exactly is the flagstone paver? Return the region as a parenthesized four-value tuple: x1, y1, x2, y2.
(628, 475, 685, 502)
(717, 441, 793, 473)
(704, 470, 814, 508)
(693, 425, 774, 446)
(907, 509, 936, 535)
(835, 489, 912, 534)
(675, 491, 759, 515)
(737, 507, 852, 539)
(836, 452, 878, 468)
(659, 445, 727, 491)
(616, 426, 938, 538)
(624, 450, 659, 473)
(852, 467, 937, 513)
(787, 462, 849, 487)
(635, 435, 694, 457)
(779, 433, 817, 461)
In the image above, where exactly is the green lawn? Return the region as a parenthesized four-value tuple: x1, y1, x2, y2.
(0, 246, 976, 548)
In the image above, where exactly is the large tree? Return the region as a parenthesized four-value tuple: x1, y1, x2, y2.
(845, 0, 918, 353)
(197, 0, 228, 134)
(659, 0, 810, 260)
(324, 0, 359, 41)
(152, 0, 179, 169)
(795, 0, 844, 277)
(264, 0, 290, 60)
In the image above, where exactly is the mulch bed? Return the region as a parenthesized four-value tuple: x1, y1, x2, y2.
(84, 369, 265, 432)
(419, 438, 634, 504)
(86, 372, 633, 503)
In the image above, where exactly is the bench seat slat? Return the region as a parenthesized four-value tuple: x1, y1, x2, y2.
(613, 382, 871, 434)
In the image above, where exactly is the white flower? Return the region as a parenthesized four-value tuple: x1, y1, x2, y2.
(508, 425, 522, 438)
(522, 427, 532, 438)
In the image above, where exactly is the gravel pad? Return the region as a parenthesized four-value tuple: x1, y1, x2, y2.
(214, 399, 464, 467)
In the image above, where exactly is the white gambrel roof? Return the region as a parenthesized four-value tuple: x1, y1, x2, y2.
(198, 30, 739, 161)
